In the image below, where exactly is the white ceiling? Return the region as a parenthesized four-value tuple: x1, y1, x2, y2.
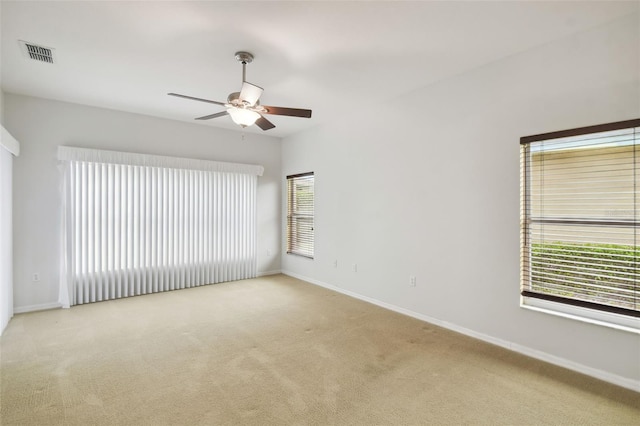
(1, 1, 637, 138)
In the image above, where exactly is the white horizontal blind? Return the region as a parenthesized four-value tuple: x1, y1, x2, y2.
(287, 172, 314, 258)
(520, 119, 639, 317)
(59, 147, 260, 306)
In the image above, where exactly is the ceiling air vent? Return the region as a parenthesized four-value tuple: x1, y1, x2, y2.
(19, 40, 55, 64)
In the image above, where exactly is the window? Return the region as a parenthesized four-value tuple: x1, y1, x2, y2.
(58, 147, 263, 306)
(520, 119, 639, 331)
(287, 172, 314, 258)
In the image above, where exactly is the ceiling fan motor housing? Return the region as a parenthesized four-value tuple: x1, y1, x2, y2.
(227, 91, 258, 108)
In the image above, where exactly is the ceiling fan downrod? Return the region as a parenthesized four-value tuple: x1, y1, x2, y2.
(235, 51, 253, 83)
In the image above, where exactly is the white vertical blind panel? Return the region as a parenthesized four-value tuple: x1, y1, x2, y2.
(61, 159, 258, 305)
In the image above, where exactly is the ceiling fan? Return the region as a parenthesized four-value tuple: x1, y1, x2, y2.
(168, 52, 312, 131)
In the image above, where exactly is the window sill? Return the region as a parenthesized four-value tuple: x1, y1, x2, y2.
(521, 296, 640, 335)
(286, 251, 314, 260)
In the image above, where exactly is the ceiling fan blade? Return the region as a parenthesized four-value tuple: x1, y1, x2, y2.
(195, 111, 229, 120)
(239, 82, 263, 106)
(255, 115, 276, 131)
(168, 93, 226, 106)
(261, 105, 312, 118)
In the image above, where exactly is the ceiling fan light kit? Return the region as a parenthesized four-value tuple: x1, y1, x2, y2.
(168, 51, 312, 131)
(228, 108, 261, 127)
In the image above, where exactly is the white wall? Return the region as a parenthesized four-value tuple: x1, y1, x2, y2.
(282, 14, 640, 387)
(4, 94, 282, 311)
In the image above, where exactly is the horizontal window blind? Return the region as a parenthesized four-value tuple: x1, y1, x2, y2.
(520, 119, 639, 317)
(287, 172, 314, 258)
(59, 147, 261, 306)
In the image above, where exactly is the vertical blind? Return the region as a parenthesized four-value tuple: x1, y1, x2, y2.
(286, 172, 314, 258)
(520, 119, 639, 317)
(58, 147, 263, 307)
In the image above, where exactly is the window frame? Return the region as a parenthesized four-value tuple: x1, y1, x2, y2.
(520, 119, 640, 333)
(286, 172, 314, 259)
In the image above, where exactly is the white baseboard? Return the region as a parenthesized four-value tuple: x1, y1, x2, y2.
(281, 270, 640, 393)
(14, 302, 62, 314)
(257, 270, 282, 277)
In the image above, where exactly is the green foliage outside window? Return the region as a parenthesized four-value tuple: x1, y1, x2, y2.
(530, 242, 639, 310)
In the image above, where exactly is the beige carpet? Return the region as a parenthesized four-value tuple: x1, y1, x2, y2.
(1, 274, 638, 425)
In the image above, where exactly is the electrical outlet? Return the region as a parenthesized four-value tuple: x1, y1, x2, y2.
(33, 273, 40, 282)
(352, 263, 357, 272)
(409, 275, 416, 287)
